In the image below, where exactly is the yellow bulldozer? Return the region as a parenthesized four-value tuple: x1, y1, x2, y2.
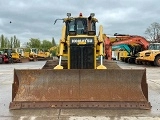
(10, 13, 151, 110)
(11, 48, 29, 63)
(29, 48, 51, 61)
(28, 48, 38, 61)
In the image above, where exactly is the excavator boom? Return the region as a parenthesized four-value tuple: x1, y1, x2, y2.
(112, 35, 149, 50)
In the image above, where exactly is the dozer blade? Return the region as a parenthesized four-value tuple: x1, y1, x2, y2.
(10, 69, 151, 110)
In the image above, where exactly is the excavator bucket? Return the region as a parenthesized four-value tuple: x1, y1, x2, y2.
(10, 69, 151, 110)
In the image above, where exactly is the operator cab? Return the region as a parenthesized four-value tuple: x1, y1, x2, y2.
(31, 48, 38, 54)
(148, 43, 160, 50)
(66, 13, 97, 36)
(68, 18, 87, 34)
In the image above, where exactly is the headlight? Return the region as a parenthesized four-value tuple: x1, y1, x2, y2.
(145, 52, 151, 56)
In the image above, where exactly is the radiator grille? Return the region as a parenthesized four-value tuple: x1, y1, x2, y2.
(70, 45, 94, 69)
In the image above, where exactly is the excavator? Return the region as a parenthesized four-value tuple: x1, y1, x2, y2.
(112, 44, 132, 60)
(105, 34, 150, 63)
(10, 13, 151, 110)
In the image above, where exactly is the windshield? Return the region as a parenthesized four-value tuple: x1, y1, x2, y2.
(31, 48, 38, 53)
(0, 51, 4, 55)
(17, 49, 23, 53)
(148, 44, 160, 50)
(69, 20, 75, 31)
(68, 18, 87, 34)
(67, 18, 96, 36)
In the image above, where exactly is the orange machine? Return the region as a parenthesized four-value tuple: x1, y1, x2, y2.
(112, 34, 149, 50)
(103, 34, 112, 60)
(104, 33, 149, 63)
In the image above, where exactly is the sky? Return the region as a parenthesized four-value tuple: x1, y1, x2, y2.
(0, 0, 160, 45)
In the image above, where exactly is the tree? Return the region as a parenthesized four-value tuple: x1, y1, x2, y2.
(52, 37, 56, 46)
(16, 39, 20, 48)
(1, 34, 5, 48)
(13, 35, 17, 48)
(145, 22, 160, 42)
(7, 39, 10, 48)
(41, 40, 53, 51)
(4, 37, 9, 48)
(0, 34, 20, 49)
(10, 37, 13, 49)
(27, 38, 41, 48)
(12, 35, 20, 48)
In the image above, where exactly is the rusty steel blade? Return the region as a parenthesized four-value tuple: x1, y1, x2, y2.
(79, 69, 148, 101)
(10, 69, 151, 110)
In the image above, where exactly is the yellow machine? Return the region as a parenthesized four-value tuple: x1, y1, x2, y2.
(49, 46, 58, 56)
(30, 48, 50, 60)
(37, 50, 48, 60)
(44, 51, 51, 57)
(136, 43, 160, 66)
(28, 48, 38, 61)
(10, 13, 151, 110)
(110, 34, 149, 64)
(112, 50, 129, 61)
(11, 48, 29, 63)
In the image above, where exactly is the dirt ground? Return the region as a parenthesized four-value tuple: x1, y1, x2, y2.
(0, 61, 160, 120)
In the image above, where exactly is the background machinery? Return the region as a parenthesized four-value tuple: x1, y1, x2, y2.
(0, 50, 4, 63)
(29, 48, 51, 61)
(111, 44, 132, 61)
(136, 42, 160, 66)
(36, 49, 47, 60)
(0, 49, 12, 64)
(11, 48, 30, 63)
(10, 13, 151, 110)
(107, 34, 150, 64)
(28, 48, 38, 61)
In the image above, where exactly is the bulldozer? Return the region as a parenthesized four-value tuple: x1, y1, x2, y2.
(9, 13, 151, 110)
(28, 48, 38, 61)
(29, 48, 50, 61)
(11, 48, 30, 63)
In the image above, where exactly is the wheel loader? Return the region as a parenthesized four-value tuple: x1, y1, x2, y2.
(136, 43, 160, 66)
(10, 13, 151, 110)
